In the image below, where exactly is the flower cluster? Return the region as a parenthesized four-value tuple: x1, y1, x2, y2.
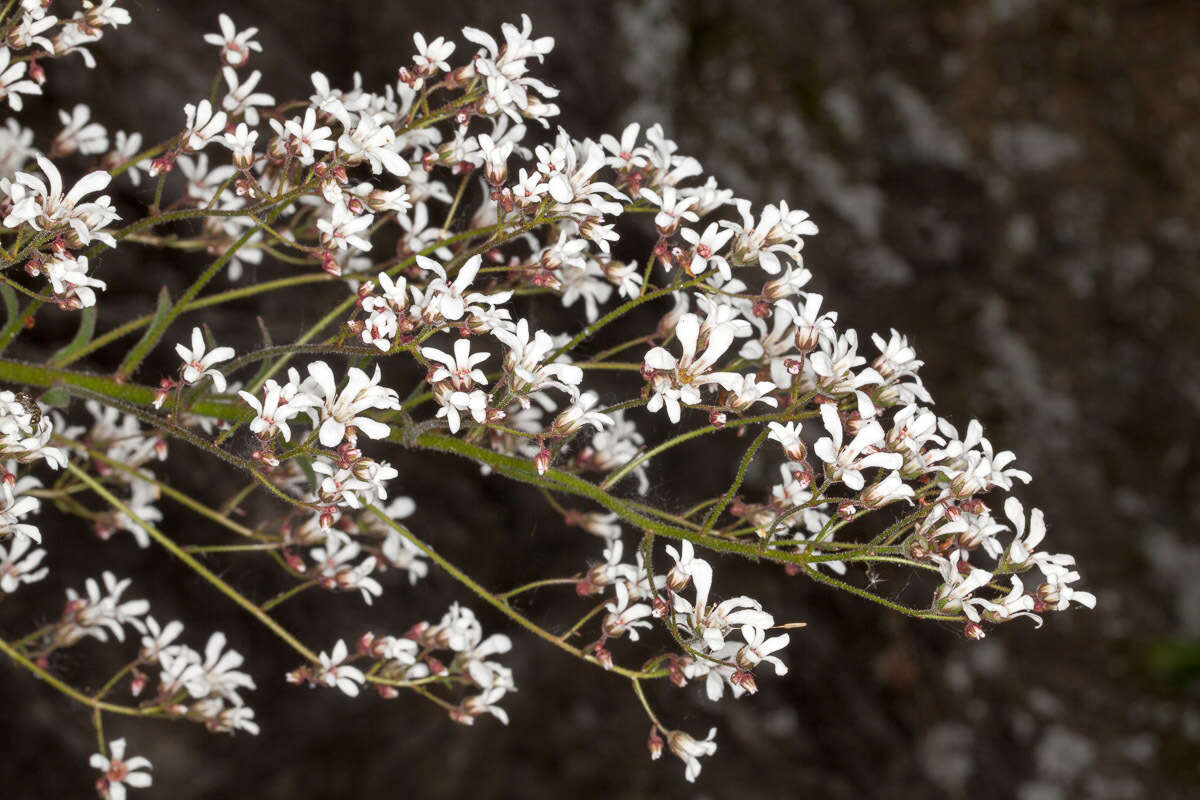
(0, 7, 1095, 794)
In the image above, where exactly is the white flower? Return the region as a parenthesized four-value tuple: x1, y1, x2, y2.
(41, 254, 106, 309)
(52, 104, 108, 156)
(933, 549, 992, 613)
(736, 625, 790, 675)
(434, 389, 488, 434)
(0, 534, 48, 593)
(602, 582, 654, 641)
(182, 100, 228, 152)
(422, 338, 490, 391)
(412, 32, 456, 75)
(667, 727, 718, 783)
(963, 576, 1043, 628)
(221, 67, 274, 127)
(719, 373, 778, 412)
(664, 540, 709, 593)
(139, 617, 185, 662)
(0, 46, 41, 111)
(317, 200, 373, 253)
(272, 108, 334, 166)
(416, 253, 484, 322)
(1003, 496, 1046, 567)
(316, 639, 365, 696)
(1036, 562, 1097, 611)
(4, 154, 117, 245)
(203, 13, 262, 67)
(767, 421, 807, 462)
(61, 572, 149, 645)
(672, 559, 774, 652)
(190, 632, 256, 705)
(723, 199, 817, 274)
(338, 113, 410, 177)
(237, 374, 316, 442)
(813, 403, 902, 491)
(680, 222, 733, 279)
(640, 185, 699, 236)
(859, 470, 915, 508)
(462, 14, 559, 125)
(90, 738, 152, 800)
(551, 391, 612, 435)
(310, 535, 383, 603)
(301, 361, 399, 447)
(221, 123, 258, 168)
(174, 327, 235, 392)
(644, 314, 741, 424)
(493, 318, 582, 401)
(478, 132, 513, 185)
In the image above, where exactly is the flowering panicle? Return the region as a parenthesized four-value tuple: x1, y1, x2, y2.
(0, 10, 1094, 793)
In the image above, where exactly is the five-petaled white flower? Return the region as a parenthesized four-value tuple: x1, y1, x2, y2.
(203, 13, 263, 67)
(302, 361, 398, 448)
(316, 639, 366, 697)
(90, 738, 153, 800)
(175, 327, 235, 392)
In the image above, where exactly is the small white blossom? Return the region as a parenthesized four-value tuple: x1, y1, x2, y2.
(174, 327, 235, 392)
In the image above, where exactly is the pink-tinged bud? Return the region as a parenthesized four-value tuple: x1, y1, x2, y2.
(129, 669, 147, 697)
(148, 153, 176, 177)
(752, 299, 772, 318)
(652, 596, 670, 618)
(963, 621, 986, 640)
(426, 657, 447, 676)
(1035, 582, 1060, 606)
(962, 498, 988, 515)
(455, 108, 472, 127)
(283, 549, 305, 574)
(397, 66, 417, 87)
(320, 250, 341, 276)
(784, 357, 803, 375)
(357, 633, 375, 655)
(730, 670, 758, 694)
(345, 319, 365, 336)
(592, 643, 613, 671)
(784, 562, 804, 576)
(907, 541, 931, 560)
(405, 621, 428, 641)
(668, 657, 689, 687)
(530, 269, 561, 290)
(449, 706, 474, 726)
(837, 501, 857, 520)
(29, 60, 44, 85)
(534, 446, 552, 476)
(0, 471, 15, 488)
(285, 667, 309, 685)
(346, 196, 364, 215)
(252, 449, 279, 468)
(709, 410, 727, 428)
(648, 726, 665, 760)
(376, 684, 399, 699)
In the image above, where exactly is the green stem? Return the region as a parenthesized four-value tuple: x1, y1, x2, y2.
(66, 462, 320, 663)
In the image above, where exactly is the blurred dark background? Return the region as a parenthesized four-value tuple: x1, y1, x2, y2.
(2, 0, 1198, 797)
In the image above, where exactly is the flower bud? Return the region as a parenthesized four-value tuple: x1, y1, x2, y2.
(648, 727, 664, 760)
